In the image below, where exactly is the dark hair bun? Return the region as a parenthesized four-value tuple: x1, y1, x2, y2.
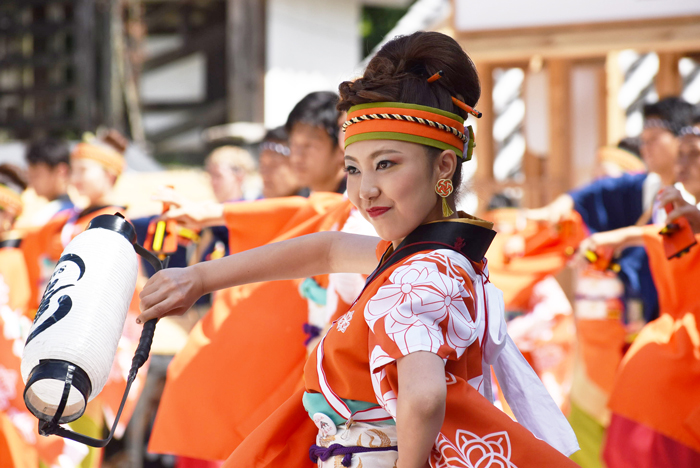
(99, 129, 129, 154)
(0, 163, 28, 192)
(338, 31, 480, 119)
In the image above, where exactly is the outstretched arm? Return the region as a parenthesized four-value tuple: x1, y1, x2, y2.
(578, 226, 645, 257)
(526, 194, 574, 224)
(137, 231, 381, 322)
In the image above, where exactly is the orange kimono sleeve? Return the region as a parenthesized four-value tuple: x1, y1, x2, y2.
(0, 247, 30, 314)
(20, 213, 69, 312)
(223, 193, 344, 253)
(148, 198, 355, 461)
(641, 226, 700, 313)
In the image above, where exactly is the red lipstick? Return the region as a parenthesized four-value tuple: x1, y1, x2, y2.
(366, 207, 391, 218)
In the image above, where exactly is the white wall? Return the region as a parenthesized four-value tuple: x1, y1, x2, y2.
(265, 0, 362, 128)
(570, 65, 600, 188)
(455, 0, 700, 32)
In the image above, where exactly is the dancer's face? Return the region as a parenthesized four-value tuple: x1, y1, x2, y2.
(640, 126, 678, 176)
(70, 158, 115, 204)
(259, 147, 300, 198)
(288, 123, 344, 191)
(344, 140, 456, 246)
(677, 133, 700, 200)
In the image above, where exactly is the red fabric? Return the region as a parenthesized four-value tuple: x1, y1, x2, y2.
(176, 457, 223, 468)
(604, 413, 700, 468)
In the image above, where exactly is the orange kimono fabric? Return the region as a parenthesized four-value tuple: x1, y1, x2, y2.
(149, 193, 353, 460)
(484, 209, 586, 311)
(20, 205, 148, 436)
(607, 228, 700, 452)
(0, 243, 73, 467)
(225, 237, 577, 467)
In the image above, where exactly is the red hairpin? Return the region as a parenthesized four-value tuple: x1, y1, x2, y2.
(451, 96, 482, 119)
(427, 70, 444, 83)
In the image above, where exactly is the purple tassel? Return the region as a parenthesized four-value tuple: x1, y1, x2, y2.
(309, 443, 398, 466)
(303, 323, 322, 346)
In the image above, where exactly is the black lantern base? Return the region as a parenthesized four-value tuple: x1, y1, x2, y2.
(24, 359, 92, 424)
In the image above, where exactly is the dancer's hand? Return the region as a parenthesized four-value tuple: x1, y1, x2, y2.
(526, 194, 574, 224)
(658, 186, 700, 234)
(137, 266, 204, 323)
(152, 186, 225, 229)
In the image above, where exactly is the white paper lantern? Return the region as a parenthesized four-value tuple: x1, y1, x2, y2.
(21, 216, 138, 423)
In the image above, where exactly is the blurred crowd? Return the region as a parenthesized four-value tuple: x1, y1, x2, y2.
(1, 88, 700, 468)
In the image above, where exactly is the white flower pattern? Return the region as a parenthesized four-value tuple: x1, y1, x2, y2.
(336, 311, 354, 333)
(365, 252, 477, 357)
(0, 365, 17, 411)
(432, 430, 518, 468)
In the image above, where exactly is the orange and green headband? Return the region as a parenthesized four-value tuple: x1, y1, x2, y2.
(342, 102, 476, 160)
(0, 184, 22, 217)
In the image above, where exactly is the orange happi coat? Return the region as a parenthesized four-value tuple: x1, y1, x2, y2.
(0, 241, 78, 467)
(224, 219, 578, 468)
(607, 227, 700, 452)
(484, 209, 586, 311)
(148, 193, 358, 461)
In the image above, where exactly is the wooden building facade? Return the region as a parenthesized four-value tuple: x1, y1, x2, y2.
(440, 1, 700, 211)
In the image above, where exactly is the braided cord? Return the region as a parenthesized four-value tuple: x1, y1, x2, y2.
(342, 113, 468, 144)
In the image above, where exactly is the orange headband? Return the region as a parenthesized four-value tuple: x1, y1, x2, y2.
(0, 184, 22, 217)
(598, 146, 646, 173)
(343, 102, 475, 160)
(71, 142, 125, 176)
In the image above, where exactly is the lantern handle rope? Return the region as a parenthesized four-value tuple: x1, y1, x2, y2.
(37, 228, 168, 447)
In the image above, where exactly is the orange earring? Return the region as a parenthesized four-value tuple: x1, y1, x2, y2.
(435, 179, 454, 217)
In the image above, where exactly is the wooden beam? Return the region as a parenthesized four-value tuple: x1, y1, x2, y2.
(226, 0, 265, 123)
(547, 59, 571, 201)
(142, 26, 226, 72)
(473, 62, 495, 211)
(148, 99, 227, 143)
(656, 52, 682, 99)
(456, 16, 700, 63)
(605, 51, 626, 146)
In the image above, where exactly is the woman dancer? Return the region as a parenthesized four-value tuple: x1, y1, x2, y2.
(139, 32, 578, 467)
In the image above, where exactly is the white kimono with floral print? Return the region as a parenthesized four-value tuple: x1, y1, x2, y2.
(362, 249, 488, 419)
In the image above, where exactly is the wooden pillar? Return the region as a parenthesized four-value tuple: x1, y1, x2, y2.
(596, 63, 608, 149)
(605, 51, 626, 146)
(547, 59, 572, 201)
(74, 0, 96, 133)
(656, 52, 682, 99)
(227, 0, 266, 123)
(473, 62, 495, 212)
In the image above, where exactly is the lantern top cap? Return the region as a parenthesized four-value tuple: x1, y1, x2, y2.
(86, 213, 137, 244)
